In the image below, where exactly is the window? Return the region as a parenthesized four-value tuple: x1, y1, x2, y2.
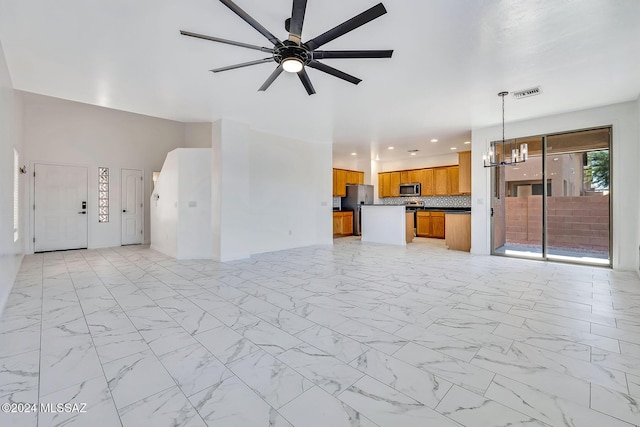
(98, 167, 109, 223)
(13, 149, 19, 242)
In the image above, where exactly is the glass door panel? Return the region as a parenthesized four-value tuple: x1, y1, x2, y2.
(545, 128, 611, 265)
(491, 137, 544, 258)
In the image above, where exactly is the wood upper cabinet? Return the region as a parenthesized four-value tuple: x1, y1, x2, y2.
(458, 151, 471, 194)
(334, 169, 347, 196)
(448, 166, 460, 195)
(333, 168, 364, 196)
(434, 167, 449, 195)
(420, 169, 434, 196)
(408, 170, 421, 183)
(378, 172, 390, 197)
(377, 161, 467, 198)
(346, 171, 358, 185)
(389, 172, 401, 196)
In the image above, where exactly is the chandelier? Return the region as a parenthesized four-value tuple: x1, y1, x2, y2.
(483, 91, 528, 167)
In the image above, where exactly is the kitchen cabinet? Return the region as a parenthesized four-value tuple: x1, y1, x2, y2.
(389, 172, 400, 196)
(333, 168, 364, 197)
(346, 171, 360, 185)
(431, 212, 445, 238)
(377, 162, 467, 198)
(333, 211, 353, 236)
(333, 169, 347, 196)
(416, 211, 445, 238)
(445, 213, 471, 251)
(448, 166, 460, 195)
(458, 151, 471, 194)
(434, 168, 449, 195)
(416, 212, 431, 236)
(378, 171, 400, 197)
(420, 169, 434, 196)
(378, 172, 390, 197)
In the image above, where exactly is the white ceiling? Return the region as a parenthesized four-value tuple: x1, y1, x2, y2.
(1, 0, 639, 164)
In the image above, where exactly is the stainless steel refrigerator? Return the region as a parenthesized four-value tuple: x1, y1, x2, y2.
(341, 184, 374, 236)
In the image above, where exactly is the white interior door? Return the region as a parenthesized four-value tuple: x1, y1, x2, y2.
(121, 169, 143, 245)
(34, 164, 88, 252)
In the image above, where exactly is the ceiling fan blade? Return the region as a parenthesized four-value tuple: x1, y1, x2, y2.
(307, 61, 362, 85)
(210, 57, 275, 73)
(219, 0, 282, 46)
(298, 68, 316, 95)
(288, 0, 308, 44)
(305, 3, 387, 51)
(258, 65, 284, 91)
(180, 31, 273, 53)
(313, 50, 393, 59)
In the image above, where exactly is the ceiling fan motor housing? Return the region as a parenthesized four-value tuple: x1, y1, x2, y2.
(274, 41, 311, 67)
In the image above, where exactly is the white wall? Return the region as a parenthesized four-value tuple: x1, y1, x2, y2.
(249, 129, 333, 255)
(0, 41, 24, 314)
(471, 101, 640, 271)
(211, 119, 332, 262)
(184, 123, 212, 148)
(150, 148, 212, 259)
(637, 95, 640, 275)
(177, 149, 212, 259)
(150, 150, 179, 258)
(21, 92, 195, 250)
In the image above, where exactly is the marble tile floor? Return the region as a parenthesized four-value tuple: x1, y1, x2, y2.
(2, 238, 640, 426)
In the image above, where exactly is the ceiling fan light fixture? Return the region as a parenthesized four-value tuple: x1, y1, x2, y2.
(282, 57, 303, 73)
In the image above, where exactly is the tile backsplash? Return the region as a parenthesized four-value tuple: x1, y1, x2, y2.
(381, 195, 471, 207)
(333, 195, 471, 208)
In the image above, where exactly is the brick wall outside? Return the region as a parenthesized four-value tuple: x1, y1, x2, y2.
(505, 195, 609, 253)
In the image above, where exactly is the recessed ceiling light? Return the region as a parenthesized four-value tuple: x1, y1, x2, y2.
(430, 139, 438, 143)
(410, 152, 417, 156)
(464, 141, 471, 145)
(351, 152, 357, 156)
(388, 146, 394, 150)
(450, 147, 457, 150)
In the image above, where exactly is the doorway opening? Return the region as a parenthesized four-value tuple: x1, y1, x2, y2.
(491, 127, 611, 266)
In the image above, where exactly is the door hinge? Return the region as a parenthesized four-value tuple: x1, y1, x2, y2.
(140, 230, 143, 235)
(33, 237, 35, 243)
(140, 203, 143, 208)
(140, 176, 143, 181)
(33, 204, 35, 210)
(33, 171, 36, 177)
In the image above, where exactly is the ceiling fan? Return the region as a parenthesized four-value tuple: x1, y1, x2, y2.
(180, 0, 393, 95)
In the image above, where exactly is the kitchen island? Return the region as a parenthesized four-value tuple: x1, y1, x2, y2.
(361, 205, 413, 246)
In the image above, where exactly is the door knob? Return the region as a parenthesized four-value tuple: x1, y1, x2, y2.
(122, 209, 127, 213)
(78, 211, 86, 214)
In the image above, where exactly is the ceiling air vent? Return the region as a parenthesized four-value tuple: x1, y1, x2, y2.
(513, 86, 542, 99)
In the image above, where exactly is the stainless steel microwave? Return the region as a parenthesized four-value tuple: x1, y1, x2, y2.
(399, 183, 421, 196)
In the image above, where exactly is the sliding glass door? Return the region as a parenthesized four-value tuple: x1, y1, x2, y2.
(491, 127, 611, 266)
(492, 137, 544, 259)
